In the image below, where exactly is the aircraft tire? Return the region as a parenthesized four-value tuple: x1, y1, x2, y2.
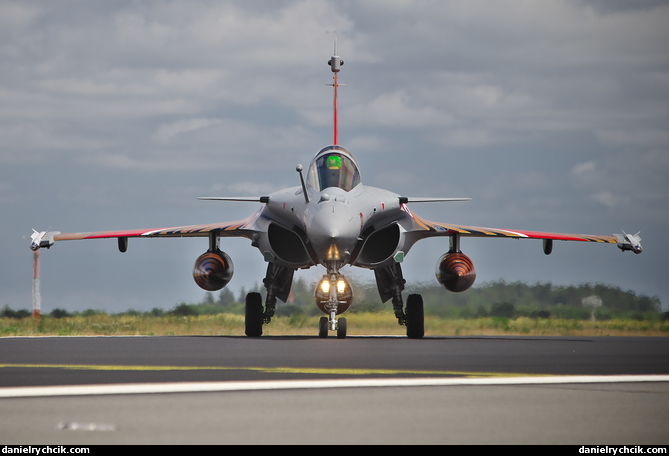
(337, 317, 347, 339)
(245, 292, 263, 337)
(318, 316, 328, 338)
(406, 294, 425, 339)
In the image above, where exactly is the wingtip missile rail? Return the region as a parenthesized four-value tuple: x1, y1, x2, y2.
(29, 230, 59, 251)
(615, 231, 643, 254)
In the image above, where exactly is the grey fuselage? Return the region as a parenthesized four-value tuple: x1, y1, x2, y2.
(249, 145, 426, 274)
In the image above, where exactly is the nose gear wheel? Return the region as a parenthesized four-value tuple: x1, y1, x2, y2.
(318, 316, 347, 338)
(315, 270, 351, 338)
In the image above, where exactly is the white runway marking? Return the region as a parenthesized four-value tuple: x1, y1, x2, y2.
(1, 375, 668, 398)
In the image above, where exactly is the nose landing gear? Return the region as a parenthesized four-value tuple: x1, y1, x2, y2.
(319, 315, 347, 339)
(315, 273, 352, 338)
(245, 263, 424, 339)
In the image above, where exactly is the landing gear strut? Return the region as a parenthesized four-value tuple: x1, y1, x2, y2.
(244, 263, 294, 337)
(315, 271, 352, 338)
(374, 263, 425, 339)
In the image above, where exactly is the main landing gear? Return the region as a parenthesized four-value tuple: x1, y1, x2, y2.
(374, 263, 425, 339)
(244, 292, 264, 337)
(245, 288, 422, 339)
(244, 289, 349, 338)
(244, 263, 294, 337)
(404, 294, 425, 339)
(244, 262, 425, 339)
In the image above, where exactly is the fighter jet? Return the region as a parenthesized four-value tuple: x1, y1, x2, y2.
(30, 49, 642, 339)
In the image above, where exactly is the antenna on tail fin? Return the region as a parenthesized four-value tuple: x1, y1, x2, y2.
(327, 38, 344, 145)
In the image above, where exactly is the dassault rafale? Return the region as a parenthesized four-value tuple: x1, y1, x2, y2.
(30, 47, 642, 339)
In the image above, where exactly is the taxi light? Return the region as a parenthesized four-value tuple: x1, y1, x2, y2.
(337, 279, 346, 294)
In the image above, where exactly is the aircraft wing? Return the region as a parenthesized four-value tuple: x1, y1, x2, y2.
(30, 213, 262, 250)
(407, 212, 642, 254)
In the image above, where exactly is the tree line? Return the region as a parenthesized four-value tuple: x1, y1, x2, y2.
(1, 279, 664, 321)
(203, 278, 664, 320)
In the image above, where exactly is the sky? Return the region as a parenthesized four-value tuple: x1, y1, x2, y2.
(1, 0, 668, 313)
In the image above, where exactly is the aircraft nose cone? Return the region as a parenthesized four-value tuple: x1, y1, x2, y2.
(308, 204, 360, 262)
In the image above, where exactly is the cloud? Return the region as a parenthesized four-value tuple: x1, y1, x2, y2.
(590, 191, 618, 208)
(571, 161, 597, 175)
(347, 91, 454, 128)
(1, 0, 667, 313)
(345, 134, 391, 153)
(435, 128, 496, 149)
(154, 117, 222, 144)
(596, 128, 669, 147)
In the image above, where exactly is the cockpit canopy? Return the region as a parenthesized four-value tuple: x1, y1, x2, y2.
(307, 145, 361, 192)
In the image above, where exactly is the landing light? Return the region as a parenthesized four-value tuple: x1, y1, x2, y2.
(337, 279, 346, 294)
(314, 274, 354, 315)
(320, 278, 346, 294)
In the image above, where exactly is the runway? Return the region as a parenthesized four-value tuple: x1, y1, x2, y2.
(1, 335, 668, 444)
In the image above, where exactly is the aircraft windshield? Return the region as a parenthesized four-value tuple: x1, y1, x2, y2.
(307, 147, 361, 192)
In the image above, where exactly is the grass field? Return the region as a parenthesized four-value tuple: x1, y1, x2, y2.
(2, 311, 667, 337)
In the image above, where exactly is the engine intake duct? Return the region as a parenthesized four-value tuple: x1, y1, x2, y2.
(355, 223, 400, 266)
(268, 223, 312, 264)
